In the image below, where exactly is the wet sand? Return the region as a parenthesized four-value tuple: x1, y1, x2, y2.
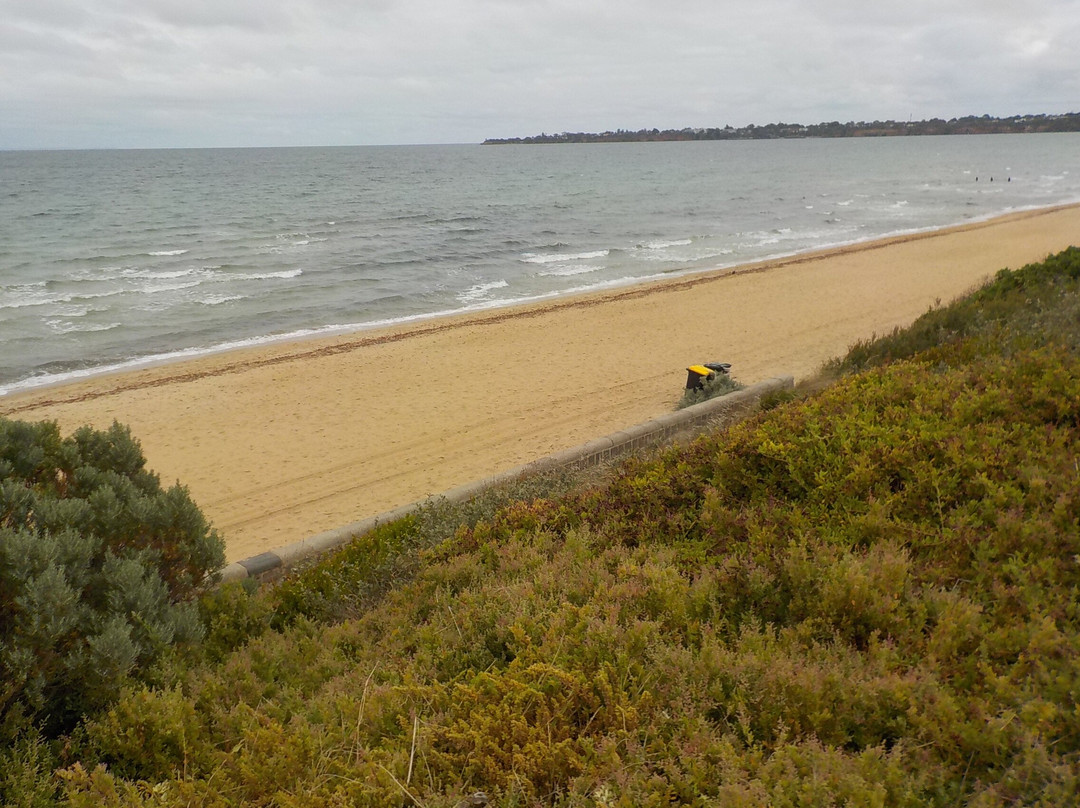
(5, 204, 1078, 561)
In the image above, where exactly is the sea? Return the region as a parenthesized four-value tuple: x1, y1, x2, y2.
(2, 134, 1079, 396)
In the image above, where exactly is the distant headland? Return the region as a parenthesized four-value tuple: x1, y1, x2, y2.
(483, 113, 1080, 144)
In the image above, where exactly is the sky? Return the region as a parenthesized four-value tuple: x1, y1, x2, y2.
(1, 0, 1077, 150)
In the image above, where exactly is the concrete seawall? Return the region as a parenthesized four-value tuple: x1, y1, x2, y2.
(221, 375, 794, 583)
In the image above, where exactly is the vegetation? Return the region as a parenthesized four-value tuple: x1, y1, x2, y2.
(677, 371, 744, 410)
(484, 113, 1080, 144)
(3, 247, 1080, 805)
(854, 249, 1080, 368)
(0, 420, 224, 740)
(269, 465, 593, 631)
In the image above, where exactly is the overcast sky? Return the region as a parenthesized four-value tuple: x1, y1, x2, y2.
(1, 0, 1077, 149)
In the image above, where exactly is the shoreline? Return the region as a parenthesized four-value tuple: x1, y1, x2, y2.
(4, 202, 1077, 402)
(4, 203, 1079, 562)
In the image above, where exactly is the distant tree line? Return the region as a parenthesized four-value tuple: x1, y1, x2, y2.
(483, 112, 1080, 144)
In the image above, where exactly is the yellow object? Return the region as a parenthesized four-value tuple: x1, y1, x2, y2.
(685, 364, 715, 390)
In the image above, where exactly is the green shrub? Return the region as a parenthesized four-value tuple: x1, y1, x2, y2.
(197, 578, 271, 663)
(0, 418, 224, 737)
(677, 370, 744, 409)
(270, 516, 424, 627)
(828, 246, 1080, 377)
(0, 728, 59, 808)
(72, 685, 212, 782)
(269, 467, 592, 629)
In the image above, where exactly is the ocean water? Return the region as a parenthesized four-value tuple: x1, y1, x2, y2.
(2, 134, 1079, 395)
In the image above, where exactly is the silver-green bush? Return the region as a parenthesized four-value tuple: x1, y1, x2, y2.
(0, 418, 224, 738)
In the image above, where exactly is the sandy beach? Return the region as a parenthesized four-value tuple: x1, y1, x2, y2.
(4, 204, 1079, 562)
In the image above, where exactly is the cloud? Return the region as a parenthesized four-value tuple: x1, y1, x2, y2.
(0, 0, 1077, 148)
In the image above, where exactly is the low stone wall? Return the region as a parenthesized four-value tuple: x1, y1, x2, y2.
(220, 375, 794, 583)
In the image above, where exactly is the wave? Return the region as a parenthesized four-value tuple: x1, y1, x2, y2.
(0, 285, 123, 310)
(641, 238, 692, 250)
(520, 249, 610, 265)
(1, 265, 300, 312)
(457, 279, 509, 303)
(538, 265, 603, 277)
(138, 280, 205, 295)
(48, 303, 102, 318)
(147, 249, 189, 257)
(45, 320, 122, 334)
(197, 294, 245, 306)
(0, 283, 51, 309)
(233, 268, 304, 281)
(121, 267, 201, 281)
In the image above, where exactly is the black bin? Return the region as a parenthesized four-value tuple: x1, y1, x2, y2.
(686, 365, 714, 390)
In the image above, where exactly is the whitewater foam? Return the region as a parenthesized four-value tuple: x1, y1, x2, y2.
(46, 320, 122, 334)
(642, 238, 693, 250)
(521, 249, 610, 264)
(233, 268, 304, 281)
(457, 279, 509, 303)
(198, 294, 246, 306)
(538, 265, 603, 277)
